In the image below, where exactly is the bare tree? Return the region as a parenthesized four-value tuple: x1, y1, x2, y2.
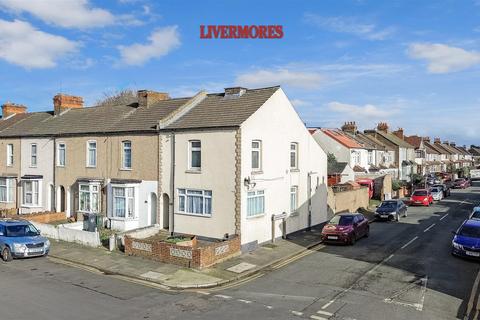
(95, 89, 137, 107)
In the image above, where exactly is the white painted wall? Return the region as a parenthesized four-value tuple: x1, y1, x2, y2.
(20, 138, 54, 214)
(240, 88, 328, 246)
(312, 130, 350, 162)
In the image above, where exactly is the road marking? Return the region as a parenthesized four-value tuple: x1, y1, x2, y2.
(384, 254, 394, 262)
(291, 311, 303, 316)
(440, 213, 449, 220)
(417, 276, 428, 311)
(383, 276, 428, 311)
(237, 299, 252, 304)
(196, 291, 210, 295)
(465, 268, 480, 319)
(400, 236, 418, 249)
(423, 223, 436, 232)
(214, 294, 232, 299)
(266, 305, 273, 309)
(271, 244, 325, 270)
(321, 299, 335, 309)
(317, 310, 333, 316)
(310, 315, 328, 320)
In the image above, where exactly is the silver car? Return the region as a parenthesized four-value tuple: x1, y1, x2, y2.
(430, 187, 443, 201)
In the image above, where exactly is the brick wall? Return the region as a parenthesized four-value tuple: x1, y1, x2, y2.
(22, 212, 66, 223)
(124, 235, 241, 269)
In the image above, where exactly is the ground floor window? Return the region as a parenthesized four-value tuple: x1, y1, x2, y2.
(247, 190, 265, 217)
(290, 186, 298, 214)
(178, 189, 212, 216)
(79, 183, 100, 213)
(0, 178, 15, 203)
(22, 180, 40, 206)
(112, 186, 135, 218)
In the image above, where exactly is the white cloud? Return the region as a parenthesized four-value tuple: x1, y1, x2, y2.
(408, 43, 480, 73)
(0, 0, 115, 28)
(290, 99, 312, 107)
(0, 19, 78, 69)
(236, 68, 325, 90)
(327, 101, 398, 119)
(118, 26, 180, 66)
(304, 13, 394, 40)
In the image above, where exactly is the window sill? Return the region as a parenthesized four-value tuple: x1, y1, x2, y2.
(290, 168, 300, 173)
(289, 212, 299, 217)
(175, 212, 212, 218)
(86, 166, 97, 169)
(185, 170, 202, 174)
(21, 205, 42, 208)
(120, 168, 132, 171)
(251, 170, 263, 175)
(29, 166, 38, 169)
(246, 213, 265, 219)
(56, 165, 65, 168)
(108, 216, 138, 221)
(0, 201, 14, 204)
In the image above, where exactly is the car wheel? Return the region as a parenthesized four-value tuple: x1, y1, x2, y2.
(396, 213, 400, 222)
(365, 227, 370, 238)
(350, 235, 356, 245)
(2, 247, 13, 262)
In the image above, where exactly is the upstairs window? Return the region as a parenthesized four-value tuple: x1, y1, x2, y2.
(252, 140, 262, 171)
(189, 140, 201, 170)
(122, 141, 132, 169)
(290, 143, 298, 169)
(57, 143, 66, 167)
(30, 143, 37, 167)
(6, 144, 13, 166)
(87, 141, 97, 167)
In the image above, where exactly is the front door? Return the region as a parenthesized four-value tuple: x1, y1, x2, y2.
(150, 192, 157, 225)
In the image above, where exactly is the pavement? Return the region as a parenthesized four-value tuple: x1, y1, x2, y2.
(48, 224, 326, 290)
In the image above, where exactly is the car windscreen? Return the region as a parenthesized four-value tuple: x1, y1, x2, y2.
(5, 224, 39, 237)
(379, 202, 396, 209)
(430, 188, 441, 193)
(413, 190, 427, 196)
(459, 225, 480, 238)
(472, 211, 480, 220)
(329, 215, 354, 226)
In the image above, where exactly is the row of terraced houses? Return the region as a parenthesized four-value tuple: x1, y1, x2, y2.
(0, 86, 328, 250)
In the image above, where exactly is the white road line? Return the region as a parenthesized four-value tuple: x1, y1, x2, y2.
(465, 269, 480, 318)
(384, 254, 395, 262)
(440, 213, 449, 220)
(400, 236, 418, 249)
(266, 305, 273, 309)
(237, 299, 252, 304)
(214, 294, 232, 299)
(416, 276, 428, 311)
(317, 310, 333, 316)
(423, 223, 436, 232)
(310, 315, 328, 320)
(321, 299, 335, 309)
(196, 291, 210, 295)
(291, 311, 303, 316)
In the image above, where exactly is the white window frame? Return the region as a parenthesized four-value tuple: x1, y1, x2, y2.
(247, 190, 265, 218)
(290, 142, 299, 169)
(0, 178, 14, 203)
(352, 150, 360, 165)
(188, 140, 201, 171)
(86, 140, 97, 168)
(290, 186, 298, 215)
(30, 143, 37, 167)
(22, 180, 41, 207)
(368, 151, 373, 164)
(251, 140, 262, 171)
(122, 140, 132, 170)
(111, 185, 136, 219)
(177, 188, 212, 217)
(6, 144, 13, 167)
(57, 142, 66, 167)
(78, 182, 100, 213)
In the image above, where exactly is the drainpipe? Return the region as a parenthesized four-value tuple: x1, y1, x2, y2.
(53, 137, 56, 212)
(170, 132, 176, 236)
(307, 171, 318, 231)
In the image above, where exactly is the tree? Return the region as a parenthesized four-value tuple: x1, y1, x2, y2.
(96, 89, 137, 107)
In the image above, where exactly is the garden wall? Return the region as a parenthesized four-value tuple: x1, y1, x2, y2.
(31, 221, 101, 248)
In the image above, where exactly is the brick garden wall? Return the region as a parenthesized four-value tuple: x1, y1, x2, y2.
(124, 235, 241, 269)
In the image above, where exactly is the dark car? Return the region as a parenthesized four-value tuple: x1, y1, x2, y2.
(432, 183, 451, 197)
(454, 178, 470, 189)
(321, 213, 369, 245)
(469, 207, 480, 220)
(452, 219, 480, 259)
(375, 200, 407, 221)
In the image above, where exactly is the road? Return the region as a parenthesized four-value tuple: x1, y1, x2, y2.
(1, 183, 479, 320)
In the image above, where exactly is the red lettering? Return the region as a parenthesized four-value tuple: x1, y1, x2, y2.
(275, 25, 284, 39)
(211, 25, 220, 38)
(249, 25, 258, 38)
(200, 25, 284, 39)
(267, 25, 275, 38)
(237, 25, 249, 38)
(258, 25, 267, 39)
(229, 25, 237, 38)
(200, 25, 206, 38)
(220, 25, 228, 38)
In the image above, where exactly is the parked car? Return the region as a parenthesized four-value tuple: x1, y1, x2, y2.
(410, 189, 433, 206)
(0, 219, 50, 262)
(469, 207, 480, 220)
(432, 183, 451, 197)
(454, 178, 470, 189)
(452, 219, 480, 259)
(375, 200, 408, 221)
(430, 187, 444, 201)
(321, 213, 369, 245)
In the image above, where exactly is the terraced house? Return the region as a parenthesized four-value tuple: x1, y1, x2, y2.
(0, 86, 328, 249)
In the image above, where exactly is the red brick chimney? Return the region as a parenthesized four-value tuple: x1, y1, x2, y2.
(137, 90, 170, 108)
(341, 121, 357, 135)
(434, 137, 441, 144)
(377, 122, 389, 133)
(53, 94, 83, 115)
(393, 128, 404, 140)
(2, 102, 27, 118)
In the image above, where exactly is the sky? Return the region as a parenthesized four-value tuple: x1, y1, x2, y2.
(0, 0, 480, 146)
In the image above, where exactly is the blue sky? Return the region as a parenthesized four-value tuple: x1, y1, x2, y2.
(1, 0, 480, 145)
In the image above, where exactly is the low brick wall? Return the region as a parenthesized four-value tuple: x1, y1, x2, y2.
(124, 235, 241, 269)
(22, 212, 67, 223)
(0, 208, 17, 217)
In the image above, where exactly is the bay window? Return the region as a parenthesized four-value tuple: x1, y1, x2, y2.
(178, 189, 212, 216)
(247, 190, 265, 217)
(0, 178, 14, 203)
(79, 183, 99, 213)
(112, 186, 135, 218)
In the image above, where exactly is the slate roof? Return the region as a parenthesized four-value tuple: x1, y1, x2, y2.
(0, 86, 279, 137)
(327, 161, 348, 175)
(432, 143, 454, 155)
(373, 130, 415, 149)
(469, 147, 480, 156)
(321, 128, 364, 149)
(424, 141, 440, 155)
(358, 133, 395, 151)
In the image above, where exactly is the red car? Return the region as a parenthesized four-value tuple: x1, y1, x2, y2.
(454, 178, 470, 189)
(321, 213, 369, 245)
(410, 189, 433, 206)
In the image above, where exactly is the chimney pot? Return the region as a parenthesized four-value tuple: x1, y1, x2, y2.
(137, 90, 170, 108)
(341, 121, 357, 135)
(434, 137, 441, 143)
(393, 127, 404, 140)
(2, 102, 27, 118)
(53, 94, 83, 115)
(224, 87, 247, 97)
(423, 136, 430, 142)
(377, 122, 389, 133)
